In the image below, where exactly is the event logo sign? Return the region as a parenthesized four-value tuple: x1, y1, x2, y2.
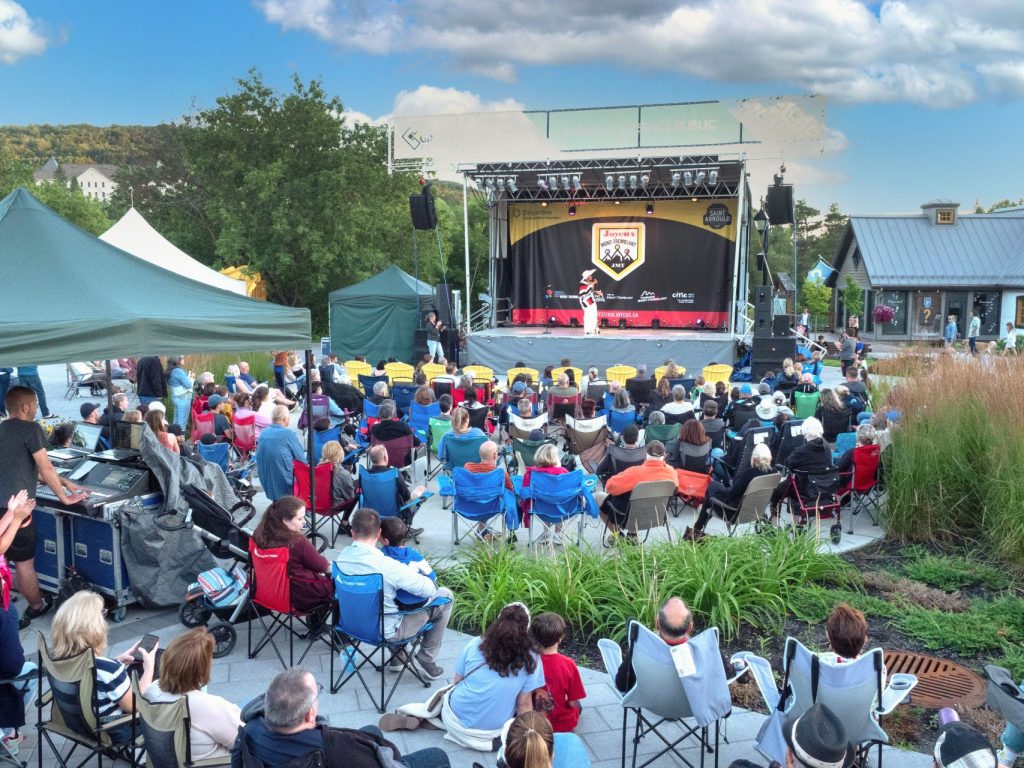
(702, 204, 732, 230)
(591, 223, 645, 280)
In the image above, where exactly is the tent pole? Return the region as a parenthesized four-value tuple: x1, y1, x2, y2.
(462, 175, 471, 341)
(304, 348, 316, 541)
(413, 227, 421, 329)
(104, 360, 114, 438)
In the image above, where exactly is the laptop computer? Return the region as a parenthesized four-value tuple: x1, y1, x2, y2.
(92, 420, 143, 461)
(49, 421, 105, 461)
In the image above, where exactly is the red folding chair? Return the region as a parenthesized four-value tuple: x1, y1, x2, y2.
(191, 410, 216, 443)
(232, 414, 257, 462)
(369, 433, 422, 482)
(246, 540, 327, 669)
(293, 460, 356, 548)
(547, 393, 581, 423)
(841, 444, 882, 534)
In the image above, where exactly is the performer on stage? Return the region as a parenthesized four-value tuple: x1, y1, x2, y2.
(579, 269, 603, 335)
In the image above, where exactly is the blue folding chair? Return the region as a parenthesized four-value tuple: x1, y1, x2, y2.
(409, 401, 441, 444)
(522, 469, 599, 547)
(607, 409, 638, 436)
(358, 374, 389, 397)
(329, 567, 451, 712)
(392, 383, 419, 416)
(359, 398, 381, 439)
(197, 441, 230, 472)
(832, 430, 857, 463)
(312, 425, 342, 463)
(357, 466, 431, 540)
(445, 466, 518, 544)
(224, 374, 237, 394)
(436, 432, 489, 508)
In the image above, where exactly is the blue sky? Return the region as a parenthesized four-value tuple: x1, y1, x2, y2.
(1, 0, 1021, 215)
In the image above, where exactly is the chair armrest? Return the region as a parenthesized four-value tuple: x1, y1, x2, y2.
(96, 713, 134, 732)
(878, 674, 917, 714)
(387, 594, 453, 618)
(726, 653, 752, 685)
(400, 491, 434, 512)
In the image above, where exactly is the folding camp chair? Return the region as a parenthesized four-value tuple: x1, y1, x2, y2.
(607, 409, 638, 437)
(708, 472, 781, 535)
(793, 390, 821, 419)
(64, 363, 105, 400)
(191, 411, 216, 444)
(357, 466, 431, 538)
(506, 366, 539, 387)
(508, 412, 548, 442)
(783, 468, 844, 543)
(246, 540, 329, 669)
(563, 415, 609, 457)
(293, 460, 356, 548)
(329, 568, 451, 712)
(522, 469, 595, 547)
(603, 622, 733, 768)
(35, 633, 141, 768)
(643, 423, 680, 445)
(409, 401, 441, 445)
(832, 430, 857, 462)
(775, 419, 806, 466)
(510, 437, 556, 475)
(431, 379, 453, 399)
(297, 394, 332, 432)
(134, 676, 230, 767)
(752, 638, 918, 768)
(603, 479, 678, 546)
(358, 374, 389, 397)
(599, 444, 647, 482)
(436, 431, 489, 509)
(841, 444, 882, 533)
(663, 409, 697, 427)
(383, 362, 415, 384)
(446, 466, 517, 544)
(425, 417, 451, 479)
(369, 432, 423, 482)
(197, 441, 230, 472)
(586, 382, 611, 405)
(465, 405, 491, 433)
(312, 425, 342, 464)
(547, 393, 581, 423)
(230, 414, 257, 463)
(606, 365, 638, 387)
(391, 383, 419, 416)
(718, 426, 773, 480)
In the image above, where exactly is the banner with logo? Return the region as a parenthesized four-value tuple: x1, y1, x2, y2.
(508, 200, 737, 328)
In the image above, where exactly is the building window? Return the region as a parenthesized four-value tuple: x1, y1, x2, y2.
(880, 290, 908, 335)
(936, 209, 955, 225)
(852, 249, 860, 268)
(1016, 296, 1024, 328)
(973, 290, 1001, 337)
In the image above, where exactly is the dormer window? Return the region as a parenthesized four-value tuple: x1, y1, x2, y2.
(936, 209, 955, 225)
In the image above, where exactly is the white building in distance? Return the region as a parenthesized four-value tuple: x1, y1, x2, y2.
(34, 157, 118, 202)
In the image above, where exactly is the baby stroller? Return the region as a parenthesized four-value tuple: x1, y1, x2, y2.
(175, 483, 259, 657)
(780, 468, 844, 544)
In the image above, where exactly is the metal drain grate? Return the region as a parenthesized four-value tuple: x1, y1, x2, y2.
(884, 650, 985, 709)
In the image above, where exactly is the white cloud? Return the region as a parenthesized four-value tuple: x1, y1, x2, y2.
(0, 0, 48, 64)
(390, 85, 523, 116)
(256, 0, 1024, 107)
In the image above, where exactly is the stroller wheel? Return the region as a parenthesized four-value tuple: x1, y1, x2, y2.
(179, 599, 212, 628)
(829, 524, 842, 545)
(209, 623, 237, 658)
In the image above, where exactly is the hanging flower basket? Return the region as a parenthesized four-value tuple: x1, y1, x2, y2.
(873, 304, 895, 324)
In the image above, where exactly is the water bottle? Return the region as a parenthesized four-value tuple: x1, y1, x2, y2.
(938, 707, 959, 726)
(342, 645, 356, 674)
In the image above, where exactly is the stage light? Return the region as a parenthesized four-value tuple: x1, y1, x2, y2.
(568, 204, 576, 216)
(560, 175, 569, 190)
(651, 319, 661, 329)
(695, 318, 706, 329)
(709, 169, 718, 184)
(600, 318, 610, 328)
(540, 200, 548, 207)
(646, 202, 654, 216)
(484, 178, 494, 191)
(605, 174, 615, 190)
(548, 315, 558, 326)
(569, 317, 580, 328)
(640, 174, 650, 187)
(496, 178, 505, 191)
(629, 174, 638, 190)
(683, 170, 693, 186)
(671, 172, 681, 187)
(695, 170, 706, 184)
(617, 174, 626, 190)
(618, 318, 628, 329)
(571, 175, 581, 191)
(548, 175, 557, 190)
(614, 199, 621, 205)
(538, 177, 549, 191)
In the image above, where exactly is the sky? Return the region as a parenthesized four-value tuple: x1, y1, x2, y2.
(0, 0, 1022, 215)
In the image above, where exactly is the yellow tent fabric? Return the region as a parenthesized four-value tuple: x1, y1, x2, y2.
(219, 266, 267, 300)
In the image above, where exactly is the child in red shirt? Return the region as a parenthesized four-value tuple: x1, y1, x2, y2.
(530, 612, 586, 732)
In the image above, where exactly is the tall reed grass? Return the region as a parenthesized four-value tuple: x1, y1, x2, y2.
(185, 352, 274, 384)
(439, 534, 852, 642)
(883, 354, 1024, 568)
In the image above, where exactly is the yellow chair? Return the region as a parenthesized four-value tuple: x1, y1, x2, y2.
(552, 367, 584, 386)
(463, 365, 494, 383)
(421, 363, 446, 383)
(384, 362, 415, 384)
(605, 365, 637, 387)
(506, 367, 540, 387)
(654, 365, 686, 384)
(344, 360, 372, 391)
(702, 364, 732, 386)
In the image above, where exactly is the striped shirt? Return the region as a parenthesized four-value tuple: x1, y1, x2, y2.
(94, 656, 130, 720)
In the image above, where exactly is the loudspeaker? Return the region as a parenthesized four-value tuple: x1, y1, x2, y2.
(409, 190, 438, 230)
(773, 315, 791, 337)
(413, 329, 429, 362)
(754, 286, 774, 338)
(750, 337, 797, 379)
(441, 328, 459, 364)
(766, 184, 795, 225)
(755, 314, 773, 338)
(434, 283, 454, 327)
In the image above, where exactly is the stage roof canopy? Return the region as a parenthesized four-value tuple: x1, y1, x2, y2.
(0, 187, 311, 366)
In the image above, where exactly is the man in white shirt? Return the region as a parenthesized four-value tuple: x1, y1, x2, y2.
(334, 508, 454, 680)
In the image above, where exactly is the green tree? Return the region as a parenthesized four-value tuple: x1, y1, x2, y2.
(801, 279, 832, 329)
(0, 146, 32, 196)
(31, 180, 111, 235)
(841, 276, 864, 319)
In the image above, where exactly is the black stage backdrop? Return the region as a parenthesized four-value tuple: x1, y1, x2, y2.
(508, 199, 737, 328)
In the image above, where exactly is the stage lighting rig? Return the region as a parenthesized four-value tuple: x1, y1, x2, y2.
(568, 204, 577, 216)
(507, 177, 518, 193)
(646, 202, 654, 215)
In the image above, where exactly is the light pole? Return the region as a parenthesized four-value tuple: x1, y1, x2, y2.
(753, 206, 770, 287)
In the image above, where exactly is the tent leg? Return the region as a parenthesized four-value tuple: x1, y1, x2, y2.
(305, 349, 316, 540)
(104, 360, 115, 427)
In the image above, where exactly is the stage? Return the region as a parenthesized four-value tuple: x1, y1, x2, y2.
(465, 326, 737, 375)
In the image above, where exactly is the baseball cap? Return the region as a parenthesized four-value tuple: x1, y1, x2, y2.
(511, 381, 526, 394)
(934, 722, 997, 768)
(783, 704, 855, 768)
(739, 384, 753, 396)
(208, 394, 224, 408)
(147, 401, 166, 413)
(80, 402, 100, 419)
(757, 383, 771, 395)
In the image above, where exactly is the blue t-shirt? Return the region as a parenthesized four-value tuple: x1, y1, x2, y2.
(448, 637, 545, 731)
(381, 545, 435, 606)
(500, 733, 591, 768)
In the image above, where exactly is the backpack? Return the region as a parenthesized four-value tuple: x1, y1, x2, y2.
(56, 566, 91, 608)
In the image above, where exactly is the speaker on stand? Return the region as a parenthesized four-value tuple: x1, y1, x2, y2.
(754, 286, 774, 339)
(413, 329, 429, 363)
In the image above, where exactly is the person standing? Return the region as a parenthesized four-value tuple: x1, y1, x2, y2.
(424, 312, 443, 362)
(135, 356, 166, 407)
(0, 368, 12, 418)
(944, 315, 958, 350)
(838, 332, 857, 373)
(0, 387, 88, 628)
(14, 366, 52, 419)
(967, 311, 981, 356)
(1004, 322, 1019, 355)
(166, 356, 194, 430)
(578, 270, 602, 335)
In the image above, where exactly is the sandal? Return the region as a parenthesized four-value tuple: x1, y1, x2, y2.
(379, 713, 422, 732)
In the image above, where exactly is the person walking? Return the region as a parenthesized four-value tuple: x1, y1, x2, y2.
(967, 311, 981, 356)
(578, 270, 602, 335)
(14, 366, 52, 419)
(944, 315, 958, 351)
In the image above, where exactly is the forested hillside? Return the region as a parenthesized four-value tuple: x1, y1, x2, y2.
(0, 123, 164, 165)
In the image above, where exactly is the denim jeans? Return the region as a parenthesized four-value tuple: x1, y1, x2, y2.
(17, 373, 49, 416)
(359, 726, 450, 768)
(1002, 682, 1024, 753)
(138, 395, 160, 407)
(171, 395, 191, 430)
(0, 368, 12, 415)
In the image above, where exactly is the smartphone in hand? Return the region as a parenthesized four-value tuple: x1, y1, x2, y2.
(133, 634, 159, 661)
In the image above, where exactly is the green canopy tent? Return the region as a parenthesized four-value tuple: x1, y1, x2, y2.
(328, 265, 434, 363)
(0, 187, 311, 366)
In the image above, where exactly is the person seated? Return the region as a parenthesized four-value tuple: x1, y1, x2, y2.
(725, 385, 759, 433)
(689, 443, 774, 537)
(714, 380, 729, 413)
(369, 380, 390, 405)
(433, 361, 459, 386)
(836, 423, 876, 477)
(782, 704, 857, 768)
(595, 441, 680, 535)
(777, 359, 800, 389)
(464, 440, 514, 492)
(232, 666, 450, 768)
(610, 388, 635, 417)
(462, 387, 487, 413)
(670, 419, 711, 472)
(232, 392, 270, 434)
(122, 409, 143, 424)
(413, 386, 436, 407)
(794, 373, 818, 395)
(661, 384, 695, 420)
(255, 405, 306, 500)
(49, 422, 76, 449)
(252, 496, 332, 621)
(50, 591, 157, 742)
(529, 613, 586, 735)
(662, 359, 683, 380)
(321, 375, 363, 415)
(226, 364, 253, 394)
(437, 394, 453, 421)
(579, 398, 597, 419)
(584, 366, 603, 386)
(98, 392, 128, 444)
(615, 597, 693, 692)
(370, 401, 421, 462)
(364, 444, 425, 527)
(145, 409, 179, 454)
(819, 602, 875, 668)
(547, 373, 578, 399)
(379, 517, 435, 610)
(516, 397, 535, 420)
(699, 399, 725, 438)
(1, 520, 38, 755)
(647, 377, 672, 413)
(373, 359, 389, 376)
(836, 382, 866, 418)
(869, 413, 892, 452)
(815, 388, 853, 443)
(437, 407, 487, 462)
(539, 365, 555, 390)
(595, 424, 642, 482)
(771, 417, 833, 513)
(318, 441, 356, 534)
(143, 628, 240, 761)
(751, 397, 777, 429)
(206, 394, 233, 441)
(498, 710, 591, 768)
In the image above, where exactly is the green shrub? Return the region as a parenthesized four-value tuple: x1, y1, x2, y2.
(896, 606, 1006, 656)
(439, 534, 852, 642)
(790, 583, 902, 624)
(901, 551, 1011, 592)
(187, 352, 274, 384)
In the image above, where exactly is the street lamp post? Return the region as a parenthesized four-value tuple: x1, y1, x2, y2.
(753, 207, 770, 287)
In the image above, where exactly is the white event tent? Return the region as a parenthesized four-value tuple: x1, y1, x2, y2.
(100, 208, 247, 295)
